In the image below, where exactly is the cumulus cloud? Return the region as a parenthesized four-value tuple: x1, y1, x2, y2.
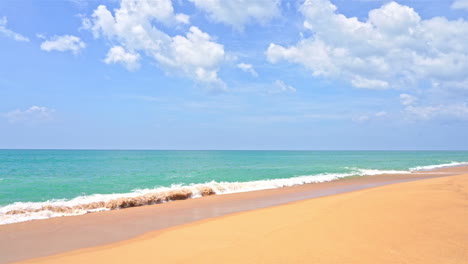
(40, 35, 86, 54)
(104, 46, 140, 71)
(0, 17, 29, 42)
(4, 106, 55, 123)
(237, 63, 258, 77)
(164, 27, 225, 86)
(175, 13, 190, 24)
(85, 0, 226, 91)
(451, 0, 468, 11)
(266, 0, 468, 91)
(188, 0, 281, 30)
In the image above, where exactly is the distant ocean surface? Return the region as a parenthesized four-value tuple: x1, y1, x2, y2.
(1, 150, 468, 224)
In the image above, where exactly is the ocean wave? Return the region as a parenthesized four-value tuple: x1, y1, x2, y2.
(347, 168, 411, 175)
(0, 171, 361, 225)
(1, 162, 466, 225)
(409, 161, 468, 171)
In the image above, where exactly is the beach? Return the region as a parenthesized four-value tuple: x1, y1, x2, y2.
(1, 165, 467, 263)
(3, 0, 468, 262)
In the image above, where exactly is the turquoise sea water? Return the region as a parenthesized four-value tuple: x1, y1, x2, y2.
(1, 150, 467, 224)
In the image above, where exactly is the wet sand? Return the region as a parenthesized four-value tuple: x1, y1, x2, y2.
(2, 166, 468, 263)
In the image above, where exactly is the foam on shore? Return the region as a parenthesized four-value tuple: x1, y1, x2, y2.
(1, 162, 466, 225)
(409, 161, 468, 171)
(22, 173, 468, 264)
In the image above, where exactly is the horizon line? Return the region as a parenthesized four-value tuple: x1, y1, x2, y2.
(1, 148, 467, 151)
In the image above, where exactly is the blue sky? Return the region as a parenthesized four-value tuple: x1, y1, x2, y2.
(0, 0, 467, 150)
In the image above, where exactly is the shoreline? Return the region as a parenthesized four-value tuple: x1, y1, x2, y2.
(2, 161, 467, 225)
(24, 171, 468, 264)
(1, 165, 467, 263)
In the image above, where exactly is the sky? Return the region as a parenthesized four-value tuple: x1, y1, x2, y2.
(0, 0, 467, 150)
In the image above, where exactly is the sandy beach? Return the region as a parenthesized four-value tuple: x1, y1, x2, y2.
(1, 166, 466, 263)
(3, 0, 468, 262)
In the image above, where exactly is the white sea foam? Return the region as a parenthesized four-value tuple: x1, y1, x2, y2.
(1, 162, 466, 225)
(0, 172, 355, 225)
(409, 161, 468, 171)
(348, 168, 411, 175)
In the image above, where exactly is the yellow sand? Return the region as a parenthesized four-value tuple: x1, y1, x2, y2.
(22, 174, 468, 264)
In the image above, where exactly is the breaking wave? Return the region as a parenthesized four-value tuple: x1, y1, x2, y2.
(0, 161, 466, 225)
(409, 161, 468, 171)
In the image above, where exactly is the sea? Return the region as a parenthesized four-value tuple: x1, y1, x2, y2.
(1, 150, 467, 225)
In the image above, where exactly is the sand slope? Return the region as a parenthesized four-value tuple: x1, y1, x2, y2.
(21, 174, 468, 264)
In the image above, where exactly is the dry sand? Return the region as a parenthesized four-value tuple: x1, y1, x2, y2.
(18, 171, 468, 264)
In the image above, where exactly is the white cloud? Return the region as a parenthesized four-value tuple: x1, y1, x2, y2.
(275, 80, 296, 92)
(0, 17, 29, 42)
(351, 76, 388, 89)
(85, 0, 226, 91)
(451, 0, 468, 11)
(399, 93, 468, 121)
(398, 93, 467, 121)
(164, 27, 225, 86)
(266, 0, 468, 91)
(36, 33, 46, 39)
(268, 80, 296, 93)
(237, 63, 258, 77)
(399, 93, 417, 106)
(104, 46, 140, 71)
(40, 35, 86, 54)
(374, 111, 387, 117)
(188, 0, 281, 30)
(403, 103, 468, 121)
(175, 13, 190, 24)
(4, 106, 55, 123)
